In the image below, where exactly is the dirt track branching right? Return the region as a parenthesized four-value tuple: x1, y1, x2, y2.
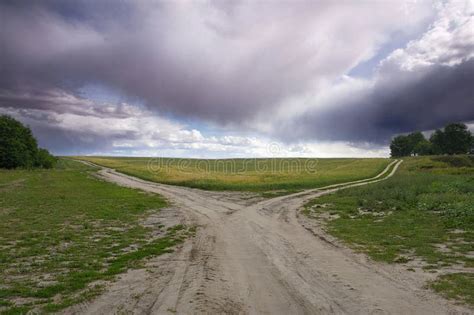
(304, 156, 474, 306)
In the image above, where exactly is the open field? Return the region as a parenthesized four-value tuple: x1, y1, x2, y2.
(74, 156, 390, 193)
(304, 155, 474, 306)
(0, 160, 192, 314)
(1, 156, 472, 314)
(62, 158, 471, 314)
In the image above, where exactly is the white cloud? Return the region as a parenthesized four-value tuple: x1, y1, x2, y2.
(0, 91, 388, 158)
(380, 0, 474, 72)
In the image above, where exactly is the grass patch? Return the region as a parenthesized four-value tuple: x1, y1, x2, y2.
(430, 273, 474, 306)
(431, 155, 474, 168)
(304, 156, 473, 305)
(74, 156, 390, 193)
(0, 159, 190, 313)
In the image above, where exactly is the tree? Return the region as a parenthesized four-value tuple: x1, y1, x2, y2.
(406, 131, 428, 156)
(0, 115, 38, 168)
(391, 122, 472, 157)
(35, 148, 56, 169)
(442, 123, 472, 155)
(407, 132, 425, 151)
(390, 135, 412, 157)
(0, 115, 55, 169)
(413, 139, 433, 156)
(429, 129, 445, 155)
(429, 123, 472, 155)
(390, 132, 429, 157)
(471, 136, 474, 155)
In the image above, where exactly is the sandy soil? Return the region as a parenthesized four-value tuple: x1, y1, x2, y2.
(65, 160, 472, 315)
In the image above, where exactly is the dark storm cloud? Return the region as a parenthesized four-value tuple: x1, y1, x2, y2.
(0, 0, 309, 122)
(281, 60, 474, 144)
(0, 102, 143, 155)
(0, 0, 471, 149)
(24, 123, 117, 155)
(0, 1, 433, 118)
(0, 86, 141, 119)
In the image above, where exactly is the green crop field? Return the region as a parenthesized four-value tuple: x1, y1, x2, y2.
(74, 156, 391, 193)
(304, 155, 474, 306)
(0, 160, 193, 314)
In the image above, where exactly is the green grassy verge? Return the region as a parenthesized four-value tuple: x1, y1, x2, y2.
(303, 155, 474, 306)
(0, 159, 192, 314)
(73, 156, 390, 193)
(431, 273, 474, 306)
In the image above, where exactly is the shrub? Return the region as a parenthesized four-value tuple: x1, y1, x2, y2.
(0, 115, 55, 169)
(431, 156, 474, 168)
(35, 148, 57, 169)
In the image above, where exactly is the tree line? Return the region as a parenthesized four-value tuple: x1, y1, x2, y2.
(390, 123, 473, 157)
(0, 115, 56, 169)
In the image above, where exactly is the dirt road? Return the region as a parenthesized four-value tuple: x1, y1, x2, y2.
(67, 160, 472, 315)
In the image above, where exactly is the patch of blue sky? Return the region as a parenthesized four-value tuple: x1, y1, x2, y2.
(348, 13, 435, 79)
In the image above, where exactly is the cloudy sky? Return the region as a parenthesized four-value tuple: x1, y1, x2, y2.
(1, 0, 473, 158)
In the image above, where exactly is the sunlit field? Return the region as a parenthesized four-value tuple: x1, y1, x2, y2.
(75, 157, 391, 193)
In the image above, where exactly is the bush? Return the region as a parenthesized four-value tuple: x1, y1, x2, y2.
(431, 156, 474, 168)
(0, 115, 55, 169)
(35, 148, 57, 169)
